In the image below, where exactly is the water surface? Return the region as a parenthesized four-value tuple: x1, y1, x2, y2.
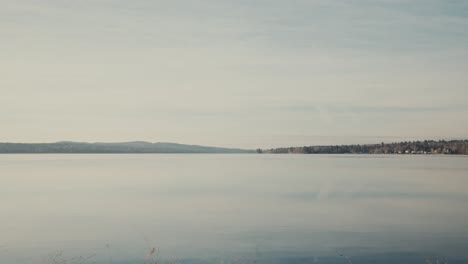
(1, 154, 468, 263)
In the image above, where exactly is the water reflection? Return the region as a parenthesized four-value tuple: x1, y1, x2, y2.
(1, 154, 467, 263)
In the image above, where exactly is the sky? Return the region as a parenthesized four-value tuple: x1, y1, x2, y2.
(1, 0, 467, 148)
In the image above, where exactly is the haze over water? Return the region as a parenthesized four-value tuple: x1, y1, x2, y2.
(1, 154, 468, 263)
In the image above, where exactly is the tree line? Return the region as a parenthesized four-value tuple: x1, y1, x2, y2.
(258, 140, 468, 155)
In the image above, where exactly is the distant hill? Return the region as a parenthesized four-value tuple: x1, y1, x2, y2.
(0, 141, 255, 154)
(259, 140, 468, 155)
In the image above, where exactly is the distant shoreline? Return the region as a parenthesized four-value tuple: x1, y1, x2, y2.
(258, 139, 468, 155)
(0, 141, 255, 154)
(1, 140, 467, 155)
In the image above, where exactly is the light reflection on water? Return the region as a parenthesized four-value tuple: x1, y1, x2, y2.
(1, 154, 468, 263)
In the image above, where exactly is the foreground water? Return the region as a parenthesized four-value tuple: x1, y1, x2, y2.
(1, 154, 468, 264)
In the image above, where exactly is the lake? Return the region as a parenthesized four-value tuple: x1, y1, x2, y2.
(1, 154, 468, 264)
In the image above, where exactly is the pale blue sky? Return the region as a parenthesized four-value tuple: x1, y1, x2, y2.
(1, 0, 467, 148)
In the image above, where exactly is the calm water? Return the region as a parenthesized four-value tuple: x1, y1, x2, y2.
(1, 154, 468, 264)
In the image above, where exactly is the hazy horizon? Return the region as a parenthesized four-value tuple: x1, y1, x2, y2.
(2, 0, 467, 148)
(0, 138, 467, 151)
